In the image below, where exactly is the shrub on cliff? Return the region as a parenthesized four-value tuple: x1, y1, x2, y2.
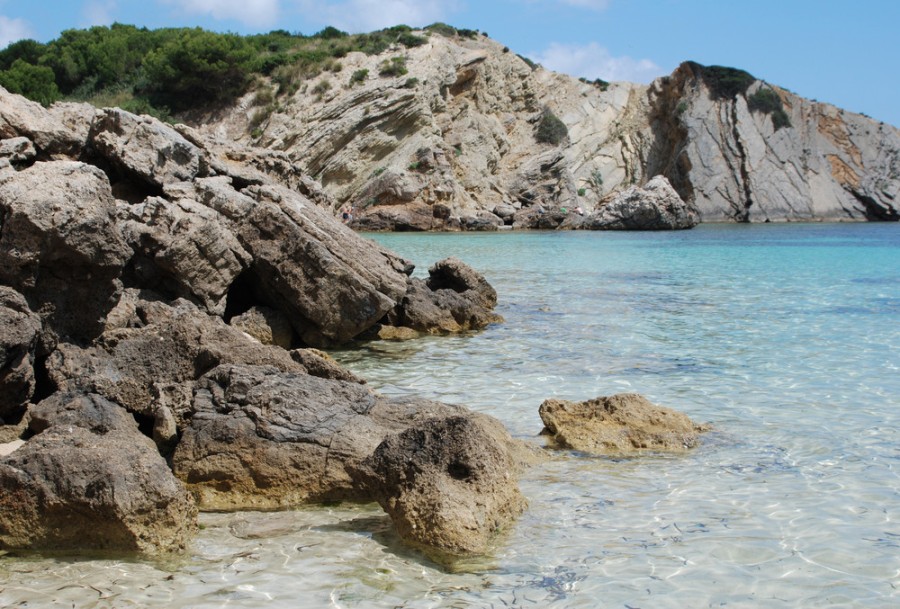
(688, 62, 755, 100)
(748, 87, 792, 130)
(536, 108, 568, 145)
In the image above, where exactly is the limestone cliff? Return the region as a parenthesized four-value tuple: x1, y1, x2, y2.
(196, 30, 899, 227)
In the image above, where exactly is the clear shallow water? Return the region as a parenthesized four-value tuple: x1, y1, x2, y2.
(2, 223, 899, 608)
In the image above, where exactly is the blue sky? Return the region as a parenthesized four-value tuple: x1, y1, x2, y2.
(1, 1, 898, 126)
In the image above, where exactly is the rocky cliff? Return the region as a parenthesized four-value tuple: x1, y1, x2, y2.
(197, 30, 899, 228)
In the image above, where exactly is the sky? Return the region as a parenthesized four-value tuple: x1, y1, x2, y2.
(1, 0, 898, 126)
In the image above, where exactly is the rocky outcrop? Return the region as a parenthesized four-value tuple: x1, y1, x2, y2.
(387, 257, 503, 334)
(0, 287, 41, 422)
(0, 88, 510, 556)
(583, 175, 699, 230)
(539, 393, 708, 454)
(352, 414, 527, 556)
(0, 161, 131, 349)
(0, 392, 197, 555)
(172, 364, 471, 510)
(197, 33, 898, 226)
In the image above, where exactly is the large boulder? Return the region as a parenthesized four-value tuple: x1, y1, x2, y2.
(539, 393, 708, 454)
(46, 295, 308, 422)
(0, 392, 197, 555)
(0, 287, 41, 421)
(172, 364, 464, 510)
(352, 415, 528, 556)
(0, 161, 130, 348)
(585, 175, 700, 230)
(0, 88, 96, 157)
(88, 108, 205, 189)
(117, 196, 251, 315)
(388, 257, 503, 334)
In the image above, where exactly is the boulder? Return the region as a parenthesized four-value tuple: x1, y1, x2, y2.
(46, 296, 307, 421)
(0, 161, 130, 348)
(539, 393, 708, 454)
(118, 196, 251, 315)
(229, 305, 293, 348)
(0, 287, 41, 421)
(0, 88, 96, 157)
(172, 364, 463, 510)
(352, 414, 528, 556)
(88, 108, 205, 189)
(0, 392, 196, 555)
(585, 175, 700, 230)
(388, 257, 502, 334)
(0, 136, 36, 164)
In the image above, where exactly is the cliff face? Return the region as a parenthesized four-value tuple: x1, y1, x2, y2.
(197, 32, 899, 227)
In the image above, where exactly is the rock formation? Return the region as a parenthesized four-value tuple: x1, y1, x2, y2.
(197, 31, 899, 227)
(582, 175, 699, 230)
(0, 87, 513, 556)
(539, 393, 708, 454)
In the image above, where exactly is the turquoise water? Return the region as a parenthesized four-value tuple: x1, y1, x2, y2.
(2, 224, 898, 608)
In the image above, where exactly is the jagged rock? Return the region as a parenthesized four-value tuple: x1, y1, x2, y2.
(0, 287, 41, 422)
(388, 257, 502, 334)
(88, 108, 205, 189)
(289, 348, 364, 384)
(585, 175, 699, 230)
(539, 393, 708, 454)
(230, 306, 294, 348)
(46, 297, 307, 422)
(0, 392, 197, 555)
(0, 161, 130, 349)
(352, 414, 527, 556)
(172, 364, 465, 510)
(0, 88, 96, 157)
(118, 196, 251, 315)
(0, 136, 35, 164)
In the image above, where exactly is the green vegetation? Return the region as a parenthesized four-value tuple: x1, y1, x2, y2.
(578, 76, 609, 92)
(591, 170, 604, 192)
(577, 188, 586, 197)
(517, 54, 538, 71)
(535, 108, 568, 145)
(402, 77, 419, 89)
(0, 22, 436, 116)
(687, 61, 755, 100)
(379, 56, 408, 77)
(747, 87, 792, 130)
(349, 68, 368, 85)
(425, 23, 479, 39)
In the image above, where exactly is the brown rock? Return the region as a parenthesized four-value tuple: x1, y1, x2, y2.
(539, 393, 708, 454)
(230, 306, 293, 348)
(172, 364, 463, 510)
(0, 161, 130, 348)
(0, 392, 197, 555)
(0, 287, 41, 421)
(352, 414, 527, 556)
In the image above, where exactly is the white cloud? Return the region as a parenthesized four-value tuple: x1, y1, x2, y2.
(293, 0, 459, 33)
(0, 15, 34, 47)
(84, 1, 117, 26)
(162, 0, 282, 28)
(531, 41, 665, 84)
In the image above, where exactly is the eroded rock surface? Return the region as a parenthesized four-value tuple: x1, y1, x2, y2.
(0, 392, 197, 555)
(539, 393, 707, 454)
(352, 414, 527, 556)
(0, 287, 41, 421)
(584, 175, 699, 230)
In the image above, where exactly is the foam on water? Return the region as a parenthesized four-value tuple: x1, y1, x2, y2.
(2, 224, 898, 608)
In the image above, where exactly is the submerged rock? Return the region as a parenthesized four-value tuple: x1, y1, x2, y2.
(0, 392, 197, 555)
(352, 414, 528, 556)
(584, 176, 700, 230)
(539, 393, 707, 454)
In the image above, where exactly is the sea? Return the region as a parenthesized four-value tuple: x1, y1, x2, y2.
(1, 223, 898, 608)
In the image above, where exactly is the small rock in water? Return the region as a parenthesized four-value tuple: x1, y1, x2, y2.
(539, 392, 709, 455)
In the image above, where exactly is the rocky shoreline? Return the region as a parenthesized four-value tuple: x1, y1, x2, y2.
(0, 88, 707, 559)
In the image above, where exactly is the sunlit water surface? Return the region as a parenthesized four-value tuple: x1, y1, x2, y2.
(2, 224, 898, 608)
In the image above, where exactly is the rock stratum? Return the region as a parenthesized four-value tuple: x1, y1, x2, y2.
(0, 89, 517, 557)
(198, 32, 899, 228)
